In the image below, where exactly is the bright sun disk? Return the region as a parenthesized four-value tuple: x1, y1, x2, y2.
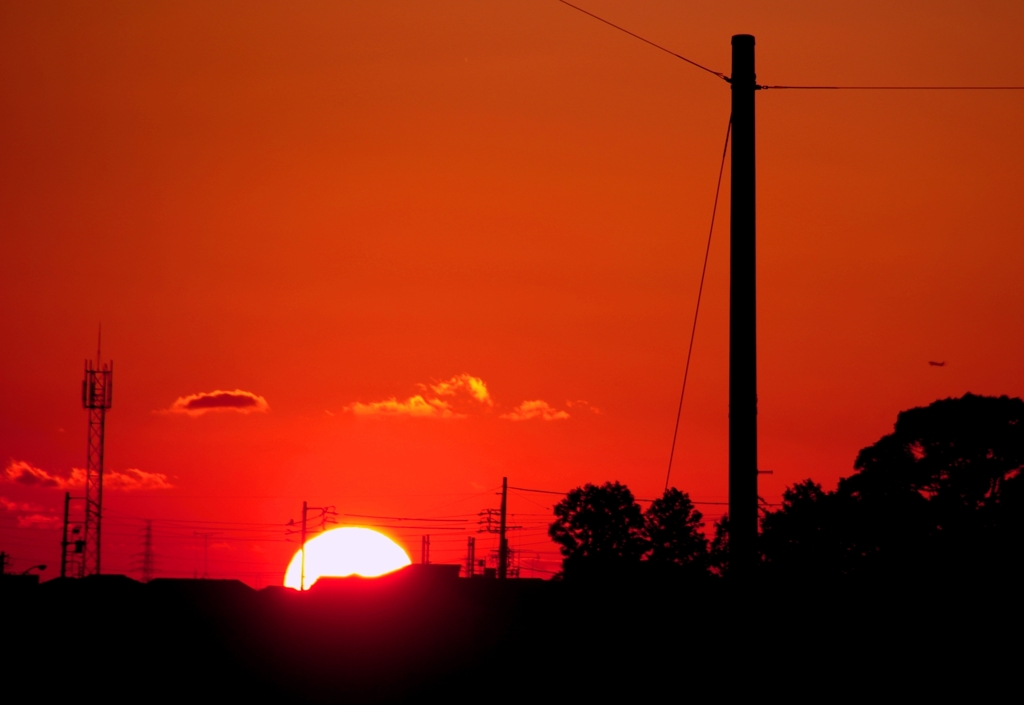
(283, 527, 411, 589)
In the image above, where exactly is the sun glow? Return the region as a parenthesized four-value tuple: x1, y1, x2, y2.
(283, 527, 411, 589)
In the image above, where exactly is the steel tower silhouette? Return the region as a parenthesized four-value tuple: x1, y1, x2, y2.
(81, 331, 113, 577)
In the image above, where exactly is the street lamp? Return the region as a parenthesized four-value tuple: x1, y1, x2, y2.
(20, 564, 46, 576)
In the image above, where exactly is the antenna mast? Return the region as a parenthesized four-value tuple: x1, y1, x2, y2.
(81, 326, 113, 577)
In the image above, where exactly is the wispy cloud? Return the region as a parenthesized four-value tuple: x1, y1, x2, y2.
(0, 495, 61, 528)
(3, 460, 172, 492)
(427, 374, 493, 405)
(3, 460, 68, 488)
(499, 400, 570, 422)
(167, 389, 269, 416)
(105, 468, 174, 491)
(349, 395, 456, 418)
(566, 399, 601, 414)
(17, 513, 62, 529)
(347, 376, 590, 422)
(348, 374, 493, 419)
(0, 496, 44, 513)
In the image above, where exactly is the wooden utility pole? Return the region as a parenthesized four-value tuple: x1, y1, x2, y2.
(300, 501, 308, 591)
(497, 477, 508, 579)
(60, 492, 71, 578)
(729, 34, 759, 578)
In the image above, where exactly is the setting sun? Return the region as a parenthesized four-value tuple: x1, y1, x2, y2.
(283, 527, 412, 589)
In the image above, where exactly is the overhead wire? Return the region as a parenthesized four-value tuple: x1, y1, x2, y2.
(556, 3, 1024, 498)
(665, 115, 731, 493)
(342, 514, 468, 523)
(760, 84, 1024, 90)
(556, 0, 728, 82)
(561, 2, 1024, 90)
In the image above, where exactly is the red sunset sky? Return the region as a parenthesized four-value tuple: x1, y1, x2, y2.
(2, 1, 1023, 584)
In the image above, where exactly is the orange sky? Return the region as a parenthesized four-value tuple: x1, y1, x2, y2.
(2, 1, 1023, 584)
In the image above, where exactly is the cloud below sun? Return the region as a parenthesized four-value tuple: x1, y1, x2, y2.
(346, 374, 581, 422)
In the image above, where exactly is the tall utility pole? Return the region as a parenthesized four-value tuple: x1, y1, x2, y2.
(81, 330, 113, 577)
(421, 535, 431, 564)
(300, 501, 308, 591)
(729, 34, 759, 579)
(60, 492, 72, 578)
(498, 477, 508, 580)
(286, 501, 335, 590)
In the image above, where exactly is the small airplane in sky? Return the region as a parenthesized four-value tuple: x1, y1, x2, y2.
(928, 361, 946, 367)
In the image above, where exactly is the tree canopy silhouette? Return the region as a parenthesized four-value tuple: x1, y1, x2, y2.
(550, 394, 1024, 582)
(644, 488, 707, 574)
(761, 393, 1024, 579)
(549, 482, 647, 576)
(549, 483, 711, 578)
(708, 515, 729, 577)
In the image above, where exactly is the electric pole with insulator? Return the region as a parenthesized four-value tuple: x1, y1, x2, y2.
(729, 34, 759, 579)
(60, 492, 75, 579)
(498, 477, 508, 579)
(300, 501, 307, 590)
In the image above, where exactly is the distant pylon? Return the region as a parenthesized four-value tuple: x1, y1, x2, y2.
(194, 532, 215, 579)
(466, 536, 475, 577)
(140, 520, 154, 582)
(81, 327, 113, 577)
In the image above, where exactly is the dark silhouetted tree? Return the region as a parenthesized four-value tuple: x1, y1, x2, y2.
(760, 394, 1024, 579)
(644, 488, 707, 574)
(708, 516, 729, 577)
(759, 480, 860, 578)
(549, 482, 647, 577)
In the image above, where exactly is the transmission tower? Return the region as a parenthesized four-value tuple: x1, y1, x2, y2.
(465, 536, 475, 577)
(139, 520, 155, 582)
(81, 330, 113, 577)
(193, 532, 217, 579)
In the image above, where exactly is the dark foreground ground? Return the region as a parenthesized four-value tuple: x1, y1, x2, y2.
(2, 566, 1020, 703)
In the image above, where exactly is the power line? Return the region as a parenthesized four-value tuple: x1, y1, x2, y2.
(556, 0, 728, 82)
(508, 486, 565, 496)
(761, 84, 1024, 90)
(511, 485, 730, 506)
(665, 115, 731, 493)
(557, 3, 1024, 92)
(342, 513, 468, 523)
